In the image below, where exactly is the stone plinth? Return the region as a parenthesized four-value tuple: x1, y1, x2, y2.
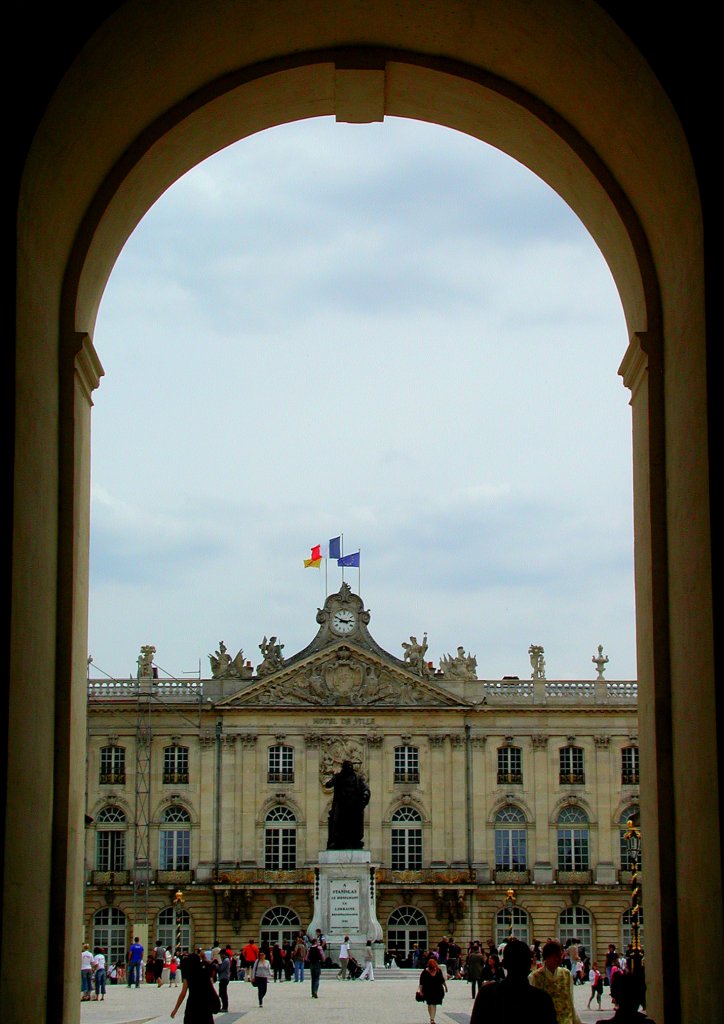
(308, 850, 383, 959)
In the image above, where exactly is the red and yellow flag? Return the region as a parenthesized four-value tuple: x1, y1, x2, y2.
(304, 543, 322, 569)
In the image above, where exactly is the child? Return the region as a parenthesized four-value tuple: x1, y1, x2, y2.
(168, 954, 179, 986)
(588, 961, 604, 1009)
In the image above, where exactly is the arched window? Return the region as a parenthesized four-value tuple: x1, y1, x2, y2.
(619, 806, 642, 870)
(494, 805, 527, 871)
(557, 806, 590, 871)
(387, 906, 428, 963)
(621, 907, 644, 952)
(394, 745, 420, 784)
(559, 746, 585, 785)
(559, 906, 593, 954)
(497, 745, 523, 785)
(260, 906, 301, 947)
(160, 805, 191, 870)
(265, 806, 297, 869)
(163, 745, 189, 785)
(95, 805, 126, 872)
(99, 745, 126, 785)
(92, 907, 127, 966)
(157, 906, 191, 953)
(621, 746, 639, 786)
(495, 906, 530, 945)
(267, 745, 294, 783)
(391, 806, 423, 870)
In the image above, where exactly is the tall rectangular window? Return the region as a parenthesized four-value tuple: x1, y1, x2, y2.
(621, 746, 639, 785)
(96, 830, 126, 871)
(497, 746, 523, 784)
(268, 745, 295, 783)
(99, 745, 126, 785)
(394, 746, 420, 784)
(163, 745, 189, 785)
(559, 746, 585, 785)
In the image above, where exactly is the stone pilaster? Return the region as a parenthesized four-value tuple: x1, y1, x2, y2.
(304, 734, 321, 856)
(450, 733, 467, 864)
(239, 734, 258, 863)
(219, 734, 237, 863)
(429, 736, 446, 864)
(530, 734, 553, 883)
(366, 733, 384, 862)
(594, 734, 616, 882)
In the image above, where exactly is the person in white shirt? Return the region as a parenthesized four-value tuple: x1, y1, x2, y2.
(360, 940, 375, 981)
(92, 948, 107, 1001)
(338, 937, 350, 979)
(81, 944, 93, 1001)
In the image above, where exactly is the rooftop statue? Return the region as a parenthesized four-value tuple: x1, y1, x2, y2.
(209, 641, 251, 679)
(325, 760, 370, 850)
(257, 635, 285, 677)
(592, 644, 609, 680)
(402, 633, 431, 676)
(439, 645, 478, 680)
(137, 644, 156, 681)
(529, 644, 546, 680)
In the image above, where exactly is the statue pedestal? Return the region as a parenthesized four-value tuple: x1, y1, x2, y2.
(309, 850, 383, 958)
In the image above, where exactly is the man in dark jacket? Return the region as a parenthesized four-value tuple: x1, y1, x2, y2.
(471, 939, 557, 1024)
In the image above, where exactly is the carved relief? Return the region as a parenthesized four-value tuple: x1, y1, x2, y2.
(318, 736, 365, 784)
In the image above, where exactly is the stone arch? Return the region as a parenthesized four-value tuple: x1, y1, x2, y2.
(257, 794, 305, 826)
(549, 795, 596, 827)
(487, 796, 534, 825)
(384, 794, 429, 824)
(8, 6, 717, 1023)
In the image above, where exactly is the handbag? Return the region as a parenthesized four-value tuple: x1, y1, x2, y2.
(415, 989, 425, 1002)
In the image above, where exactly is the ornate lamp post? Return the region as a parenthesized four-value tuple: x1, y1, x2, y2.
(624, 819, 644, 995)
(504, 887, 516, 939)
(173, 889, 185, 955)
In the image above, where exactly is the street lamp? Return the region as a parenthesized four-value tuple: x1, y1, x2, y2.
(173, 889, 185, 955)
(504, 887, 516, 940)
(623, 819, 643, 995)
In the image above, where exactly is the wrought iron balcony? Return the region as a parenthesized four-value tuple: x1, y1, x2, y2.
(163, 771, 190, 785)
(267, 771, 294, 783)
(394, 771, 420, 784)
(559, 771, 585, 785)
(497, 771, 523, 785)
(99, 771, 126, 785)
(621, 771, 639, 785)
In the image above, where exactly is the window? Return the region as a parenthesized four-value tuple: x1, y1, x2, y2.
(157, 906, 191, 952)
(93, 907, 127, 966)
(160, 805, 191, 870)
(260, 906, 301, 947)
(394, 745, 420, 784)
(559, 746, 585, 785)
(95, 806, 126, 872)
(391, 806, 423, 870)
(387, 906, 428, 962)
(267, 745, 294, 783)
(99, 745, 126, 785)
(494, 805, 527, 871)
(495, 906, 530, 945)
(265, 806, 297, 870)
(557, 806, 590, 871)
(621, 746, 639, 786)
(163, 745, 189, 785)
(559, 906, 593, 953)
(497, 745, 523, 784)
(619, 806, 642, 870)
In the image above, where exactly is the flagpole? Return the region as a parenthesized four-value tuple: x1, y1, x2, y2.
(341, 532, 345, 584)
(358, 548, 361, 596)
(325, 551, 328, 598)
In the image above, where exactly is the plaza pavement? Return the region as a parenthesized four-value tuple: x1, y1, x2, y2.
(79, 968, 622, 1024)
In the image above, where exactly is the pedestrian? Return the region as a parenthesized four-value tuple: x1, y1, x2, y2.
(360, 939, 375, 981)
(605, 944, 619, 985)
(466, 942, 485, 999)
(251, 950, 272, 1007)
(241, 938, 259, 981)
(447, 937, 461, 979)
(602, 971, 657, 1022)
(170, 952, 219, 1023)
(417, 956, 448, 1022)
(471, 938, 557, 1024)
(145, 950, 156, 985)
(307, 937, 324, 998)
(588, 961, 604, 1009)
(217, 951, 230, 1012)
(270, 942, 284, 982)
(154, 938, 166, 987)
(282, 939, 294, 981)
(529, 940, 582, 1024)
(337, 935, 350, 979)
(92, 947, 107, 1001)
(169, 954, 179, 987)
(81, 943, 93, 1001)
(293, 933, 307, 982)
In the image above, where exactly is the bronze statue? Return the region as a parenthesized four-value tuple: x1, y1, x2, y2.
(325, 760, 370, 849)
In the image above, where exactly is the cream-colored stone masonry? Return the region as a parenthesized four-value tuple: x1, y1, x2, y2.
(85, 587, 639, 965)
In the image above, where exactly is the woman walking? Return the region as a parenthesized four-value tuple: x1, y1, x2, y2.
(417, 957, 448, 1022)
(252, 950, 272, 1007)
(92, 948, 107, 1001)
(170, 952, 218, 1024)
(360, 940, 375, 981)
(588, 961, 604, 1010)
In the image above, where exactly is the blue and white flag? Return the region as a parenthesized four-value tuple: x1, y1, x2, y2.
(337, 551, 360, 568)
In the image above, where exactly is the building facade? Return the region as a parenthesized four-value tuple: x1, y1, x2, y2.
(85, 584, 640, 966)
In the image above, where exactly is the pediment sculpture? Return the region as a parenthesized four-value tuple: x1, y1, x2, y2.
(439, 645, 478, 680)
(208, 641, 253, 679)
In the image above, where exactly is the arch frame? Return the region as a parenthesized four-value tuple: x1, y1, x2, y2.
(7, 5, 718, 1024)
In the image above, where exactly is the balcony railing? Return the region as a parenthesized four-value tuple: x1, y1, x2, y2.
(478, 679, 637, 705)
(394, 771, 420, 784)
(91, 870, 129, 885)
(557, 869, 592, 884)
(163, 771, 189, 785)
(99, 771, 126, 785)
(267, 771, 294, 783)
(376, 867, 477, 885)
(497, 771, 523, 785)
(156, 869, 193, 884)
(621, 771, 639, 786)
(559, 771, 586, 785)
(494, 869, 529, 883)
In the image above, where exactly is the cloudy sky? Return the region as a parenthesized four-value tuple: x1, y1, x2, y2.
(89, 116, 635, 683)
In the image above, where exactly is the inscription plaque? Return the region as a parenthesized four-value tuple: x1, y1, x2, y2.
(329, 879, 360, 931)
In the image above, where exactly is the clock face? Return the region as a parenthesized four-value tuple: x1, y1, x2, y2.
(331, 609, 356, 635)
